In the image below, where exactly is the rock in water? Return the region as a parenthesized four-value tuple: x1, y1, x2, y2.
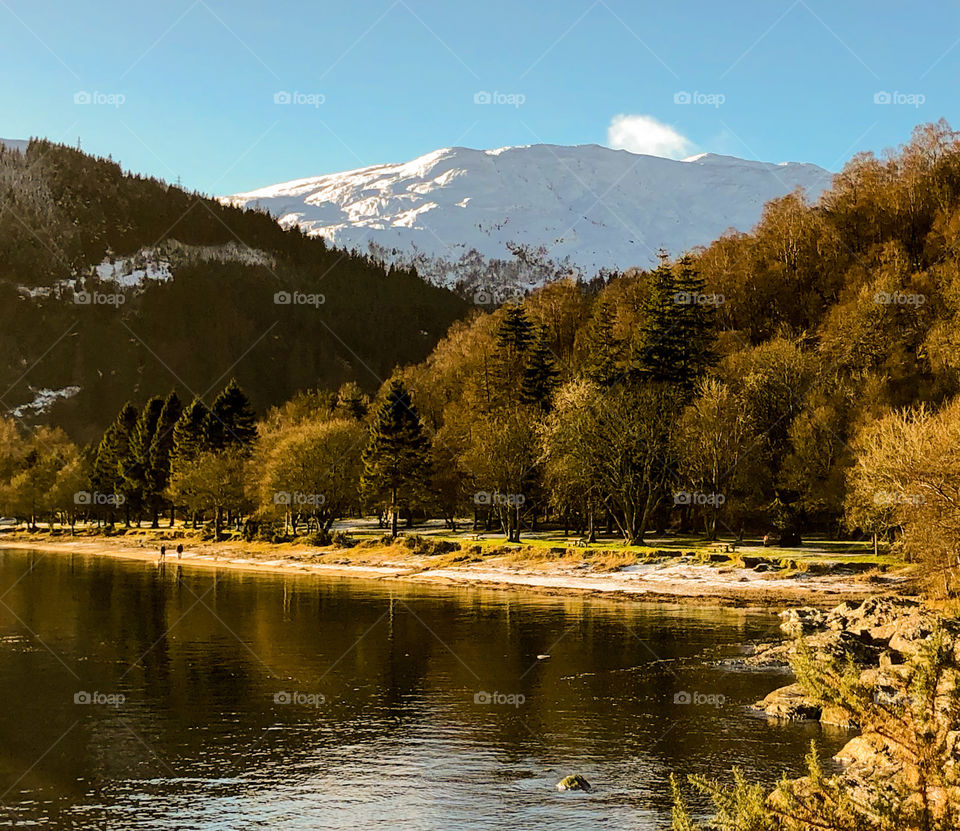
(754, 683, 822, 722)
(556, 774, 591, 792)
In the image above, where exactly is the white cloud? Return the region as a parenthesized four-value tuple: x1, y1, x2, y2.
(606, 114, 695, 159)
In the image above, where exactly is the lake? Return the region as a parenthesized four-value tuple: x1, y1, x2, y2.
(0, 548, 846, 829)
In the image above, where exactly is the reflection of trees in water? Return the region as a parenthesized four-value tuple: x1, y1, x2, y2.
(0, 553, 843, 825)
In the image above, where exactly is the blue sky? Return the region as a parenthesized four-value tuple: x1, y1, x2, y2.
(1, 0, 957, 194)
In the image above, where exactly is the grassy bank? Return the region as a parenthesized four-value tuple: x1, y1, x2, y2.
(0, 523, 910, 607)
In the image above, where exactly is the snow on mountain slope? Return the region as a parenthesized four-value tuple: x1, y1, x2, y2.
(224, 144, 833, 285)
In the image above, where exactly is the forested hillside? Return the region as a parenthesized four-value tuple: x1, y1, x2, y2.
(0, 140, 469, 441)
(390, 120, 960, 577)
(8, 123, 960, 593)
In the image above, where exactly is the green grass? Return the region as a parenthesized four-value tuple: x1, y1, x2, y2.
(418, 529, 899, 568)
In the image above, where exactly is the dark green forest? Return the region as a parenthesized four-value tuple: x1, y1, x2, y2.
(0, 139, 469, 442)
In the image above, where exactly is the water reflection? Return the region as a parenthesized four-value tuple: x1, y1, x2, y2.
(0, 548, 841, 829)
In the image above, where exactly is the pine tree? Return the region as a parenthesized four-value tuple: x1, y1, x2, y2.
(672, 254, 716, 382)
(148, 391, 182, 526)
(584, 301, 621, 386)
(171, 399, 209, 475)
(205, 379, 257, 451)
(125, 397, 165, 524)
(360, 379, 431, 537)
(520, 327, 560, 410)
(92, 402, 138, 525)
(496, 304, 535, 355)
(631, 255, 715, 390)
(493, 304, 534, 395)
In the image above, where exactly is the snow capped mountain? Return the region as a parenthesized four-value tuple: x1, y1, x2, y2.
(224, 144, 833, 287)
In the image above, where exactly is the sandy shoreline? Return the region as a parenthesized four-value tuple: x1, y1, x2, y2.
(0, 533, 909, 607)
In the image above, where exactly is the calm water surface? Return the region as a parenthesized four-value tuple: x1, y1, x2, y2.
(0, 548, 846, 829)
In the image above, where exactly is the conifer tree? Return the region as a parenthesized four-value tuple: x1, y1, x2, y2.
(360, 379, 431, 537)
(493, 304, 534, 394)
(171, 399, 209, 475)
(148, 391, 182, 526)
(672, 254, 716, 382)
(92, 402, 138, 525)
(520, 327, 560, 410)
(205, 379, 257, 451)
(631, 255, 715, 390)
(584, 300, 621, 386)
(125, 397, 164, 524)
(496, 304, 535, 355)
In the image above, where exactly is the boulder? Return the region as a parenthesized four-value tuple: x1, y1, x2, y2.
(556, 774, 591, 792)
(834, 733, 902, 780)
(887, 612, 941, 657)
(755, 683, 821, 721)
(780, 607, 827, 636)
(744, 641, 794, 668)
(826, 597, 920, 637)
(820, 705, 858, 729)
(746, 629, 881, 668)
(824, 600, 863, 631)
(835, 734, 885, 768)
(803, 629, 885, 665)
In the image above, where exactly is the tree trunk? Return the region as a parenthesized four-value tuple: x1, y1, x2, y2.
(391, 487, 398, 538)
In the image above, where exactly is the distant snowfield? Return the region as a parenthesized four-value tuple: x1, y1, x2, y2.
(223, 143, 834, 285)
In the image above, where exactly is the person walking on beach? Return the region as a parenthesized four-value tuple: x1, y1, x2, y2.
(159, 544, 166, 563)
(176, 543, 183, 559)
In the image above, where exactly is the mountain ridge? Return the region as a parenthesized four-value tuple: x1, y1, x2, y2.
(223, 143, 834, 288)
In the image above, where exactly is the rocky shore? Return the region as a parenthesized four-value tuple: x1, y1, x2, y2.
(750, 596, 959, 793)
